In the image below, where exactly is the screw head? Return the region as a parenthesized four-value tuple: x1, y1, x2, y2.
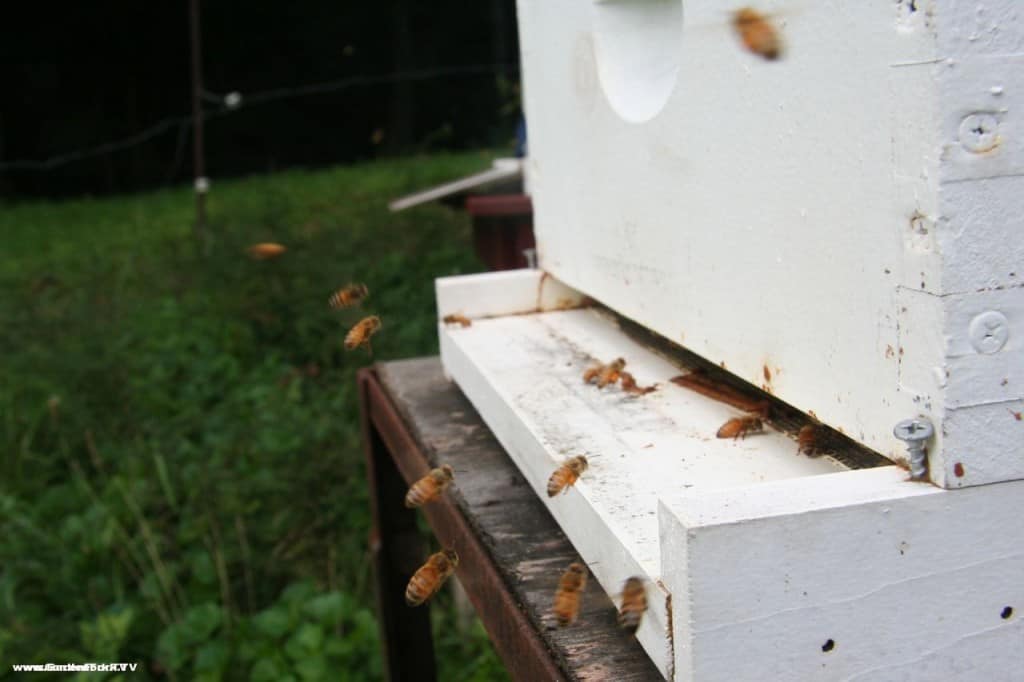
(893, 418, 934, 443)
(969, 310, 1009, 354)
(959, 113, 1000, 153)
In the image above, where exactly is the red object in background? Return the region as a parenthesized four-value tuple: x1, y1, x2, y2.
(465, 194, 535, 271)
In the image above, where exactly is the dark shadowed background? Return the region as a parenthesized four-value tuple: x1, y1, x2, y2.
(0, 1, 520, 198)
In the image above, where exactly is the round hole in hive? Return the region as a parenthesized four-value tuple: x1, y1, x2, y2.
(822, 639, 835, 653)
(1001, 606, 1014, 620)
(591, 0, 683, 123)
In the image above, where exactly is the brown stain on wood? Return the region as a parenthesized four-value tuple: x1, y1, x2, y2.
(670, 371, 770, 415)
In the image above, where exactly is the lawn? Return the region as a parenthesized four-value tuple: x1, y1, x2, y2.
(0, 152, 511, 681)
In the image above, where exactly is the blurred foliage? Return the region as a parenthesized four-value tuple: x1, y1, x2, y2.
(0, 152, 511, 680)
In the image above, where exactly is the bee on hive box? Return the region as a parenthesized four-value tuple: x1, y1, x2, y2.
(618, 576, 648, 634)
(547, 455, 588, 497)
(732, 7, 783, 60)
(344, 315, 382, 352)
(405, 549, 459, 607)
(620, 371, 656, 396)
(797, 424, 822, 455)
(583, 358, 626, 388)
(329, 283, 369, 309)
(442, 314, 472, 327)
(716, 415, 765, 440)
(553, 562, 588, 627)
(405, 465, 455, 508)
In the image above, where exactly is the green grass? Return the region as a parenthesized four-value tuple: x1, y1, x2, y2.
(0, 152, 512, 681)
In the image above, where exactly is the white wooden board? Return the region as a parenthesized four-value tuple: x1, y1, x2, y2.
(516, 0, 1024, 488)
(660, 467, 1024, 680)
(437, 270, 1024, 679)
(438, 270, 862, 678)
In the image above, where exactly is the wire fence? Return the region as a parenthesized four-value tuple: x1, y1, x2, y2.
(0, 63, 517, 173)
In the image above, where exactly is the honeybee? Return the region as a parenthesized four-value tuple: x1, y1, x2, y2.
(732, 8, 783, 61)
(442, 314, 472, 328)
(546, 455, 588, 497)
(797, 424, 821, 455)
(620, 372, 656, 396)
(716, 415, 764, 440)
(404, 465, 455, 508)
(405, 549, 459, 607)
(344, 315, 382, 351)
(584, 358, 626, 388)
(246, 242, 287, 260)
(618, 576, 648, 634)
(553, 562, 587, 627)
(329, 283, 369, 309)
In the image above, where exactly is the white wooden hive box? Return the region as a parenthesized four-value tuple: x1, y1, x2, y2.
(435, 1, 1024, 679)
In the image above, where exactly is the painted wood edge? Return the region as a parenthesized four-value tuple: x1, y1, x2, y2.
(440, 323, 674, 679)
(435, 270, 587, 320)
(657, 476, 1024, 680)
(658, 466, 940, 531)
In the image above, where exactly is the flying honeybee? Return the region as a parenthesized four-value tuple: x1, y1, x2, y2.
(716, 415, 764, 440)
(344, 315, 382, 352)
(553, 562, 587, 627)
(797, 424, 820, 455)
(404, 465, 455, 508)
(405, 549, 459, 607)
(732, 8, 783, 61)
(442, 314, 472, 328)
(329, 283, 369, 309)
(547, 455, 588, 497)
(246, 242, 287, 260)
(618, 576, 648, 634)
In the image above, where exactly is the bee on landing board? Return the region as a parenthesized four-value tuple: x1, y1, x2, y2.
(620, 371, 656, 396)
(246, 242, 287, 260)
(716, 415, 764, 440)
(329, 283, 369, 309)
(442, 314, 472, 328)
(405, 549, 459, 607)
(597, 358, 626, 388)
(797, 424, 821, 455)
(547, 455, 588, 497)
(583, 358, 626, 388)
(344, 315, 382, 352)
(553, 562, 587, 627)
(732, 8, 783, 61)
(405, 465, 454, 508)
(618, 576, 648, 634)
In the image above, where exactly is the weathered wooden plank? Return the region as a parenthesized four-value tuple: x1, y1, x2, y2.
(359, 385, 437, 682)
(376, 357, 662, 681)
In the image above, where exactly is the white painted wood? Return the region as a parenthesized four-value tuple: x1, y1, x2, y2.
(388, 158, 522, 212)
(437, 274, 864, 678)
(515, 0, 1024, 487)
(435, 268, 586, 320)
(659, 467, 1024, 680)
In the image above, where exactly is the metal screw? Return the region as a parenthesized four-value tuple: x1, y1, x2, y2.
(968, 310, 1009, 354)
(893, 418, 934, 480)
(958, 113, 999, 153)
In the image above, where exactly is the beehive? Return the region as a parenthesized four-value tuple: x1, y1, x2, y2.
(437, 2, 1024, 678)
